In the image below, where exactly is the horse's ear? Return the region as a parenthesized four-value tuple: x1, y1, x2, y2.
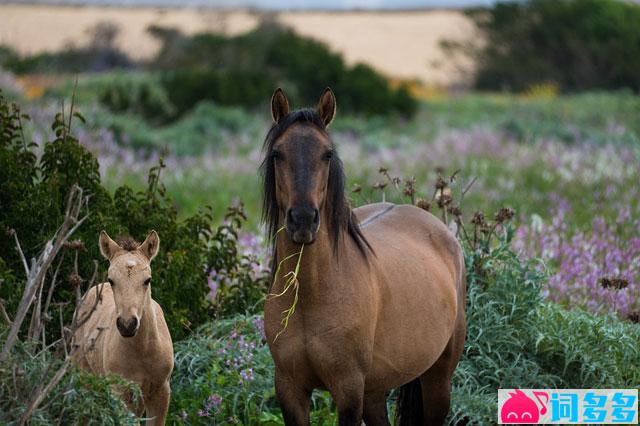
(317, 87, 336, 127)
(99, 231, 120, 261)
(139, 230, 160, 261)
(271, 88, 289, 123)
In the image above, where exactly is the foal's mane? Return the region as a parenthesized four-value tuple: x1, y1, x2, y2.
(260, 109, 372, 259)
(116, 236, 140, 252)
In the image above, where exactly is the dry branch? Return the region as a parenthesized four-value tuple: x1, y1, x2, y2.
(0, 184, 88, 362)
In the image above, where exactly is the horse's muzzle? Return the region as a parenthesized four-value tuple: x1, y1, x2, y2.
(286, 206, 319, 244)
(116, 316, 139, 338)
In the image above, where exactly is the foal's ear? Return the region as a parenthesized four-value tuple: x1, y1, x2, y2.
(139, 230, 160, 261)
(317, 87, 336, 127)
(99, 231, 121, 261)
(271, 88, 289, 123)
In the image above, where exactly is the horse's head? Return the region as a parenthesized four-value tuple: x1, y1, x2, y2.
(98, 230, 159, 338)
(264, 88, 337, 245)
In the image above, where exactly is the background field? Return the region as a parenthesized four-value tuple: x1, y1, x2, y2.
(1, 0, 639, 424)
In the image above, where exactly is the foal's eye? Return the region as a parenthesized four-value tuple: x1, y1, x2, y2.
(271, 150, 283, 161)
(143, 278, 151, 287)
(108, 278, 115, 287)
(323, 151, 333, 161)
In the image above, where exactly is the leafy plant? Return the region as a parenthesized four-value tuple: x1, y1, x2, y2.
(169, 315, 337, 425)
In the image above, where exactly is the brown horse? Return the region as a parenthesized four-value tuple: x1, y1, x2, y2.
(261, 88, 466, 426)
(72, 231, 174, 425)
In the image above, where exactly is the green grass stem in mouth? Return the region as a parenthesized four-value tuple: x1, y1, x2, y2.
(267, 243, 305, 342)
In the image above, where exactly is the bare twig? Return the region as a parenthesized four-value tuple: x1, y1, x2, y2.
(11, 229, 30, 277)
(0, 185, 87, 363)
(0, 299, 11, 325)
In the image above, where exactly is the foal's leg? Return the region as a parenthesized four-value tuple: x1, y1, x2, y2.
(145, 381, 170, 425)
(275, 370, 311, 426)
(362, 392, 390, 426)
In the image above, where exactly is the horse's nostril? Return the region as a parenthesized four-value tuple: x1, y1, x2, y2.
(116, 317, 138, 336)
(288, 206, 317, 227)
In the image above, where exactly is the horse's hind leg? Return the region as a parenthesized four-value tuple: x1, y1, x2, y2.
(363, 392, 390, 426)
(275, 369, 311, 426)
(419, 316, 466, 426)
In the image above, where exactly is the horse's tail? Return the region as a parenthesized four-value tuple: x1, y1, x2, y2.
(395, 377, 424, 426)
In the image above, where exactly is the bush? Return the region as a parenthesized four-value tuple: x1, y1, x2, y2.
(160, 68, 272, 116)
(151, 22, 417, 118)
(464, 0, 640, 92)
(0, 90, 269, 341)
(451, 227, 640, 424)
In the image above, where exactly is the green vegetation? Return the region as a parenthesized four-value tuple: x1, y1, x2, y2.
(1, 3, 639, 419)
(2, 21, 416, 119)
(150, 23, 416, 117)
(0, 91, 268, 341)
(451, 227, 640, 423)
(0, 338, 140, 425)
(0, 90, 640, 425)
(461, 0, 640, 92)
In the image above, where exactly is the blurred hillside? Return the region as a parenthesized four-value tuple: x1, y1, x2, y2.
(0, 5, 475, 86)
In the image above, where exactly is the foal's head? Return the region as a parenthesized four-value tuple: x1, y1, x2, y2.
(99, 231, 160, 338)
(261, 88, 369, 254)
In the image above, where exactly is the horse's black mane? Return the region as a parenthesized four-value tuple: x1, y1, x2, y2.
(260, 108, 372, 260)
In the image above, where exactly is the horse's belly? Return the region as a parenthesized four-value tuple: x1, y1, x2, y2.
(365, 243, 459, 391)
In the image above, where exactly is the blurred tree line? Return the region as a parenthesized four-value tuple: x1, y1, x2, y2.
(0, 21, 416, 118)
(458, 0, 640, 92)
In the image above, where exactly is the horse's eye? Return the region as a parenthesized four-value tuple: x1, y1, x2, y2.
(271, 150, 283, 161)
(144, 278, 151, 286)
(323, 151, 333, 161)
(108, 278, 115, 287)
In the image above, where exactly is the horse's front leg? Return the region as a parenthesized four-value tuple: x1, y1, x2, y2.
(275, 369, 311, 426)
(328, 374, 366, 426)
(145, 381, 170, 425)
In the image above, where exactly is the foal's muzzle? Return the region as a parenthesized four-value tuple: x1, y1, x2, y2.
(116, 316, 139, 338)
(286, 206, 320, 244)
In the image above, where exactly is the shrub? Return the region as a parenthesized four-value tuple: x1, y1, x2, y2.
(151, 22, 417, 118)
(160, 68, 272, 116)
(463, 0, 640, 92)
(169, 315, 336, 425)
(451, 228, 640, 424)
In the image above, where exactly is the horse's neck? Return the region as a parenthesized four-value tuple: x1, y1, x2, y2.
(275, 227, 340, 298)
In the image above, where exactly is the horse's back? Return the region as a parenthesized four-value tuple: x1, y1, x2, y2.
(355, 202, 462, 272)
